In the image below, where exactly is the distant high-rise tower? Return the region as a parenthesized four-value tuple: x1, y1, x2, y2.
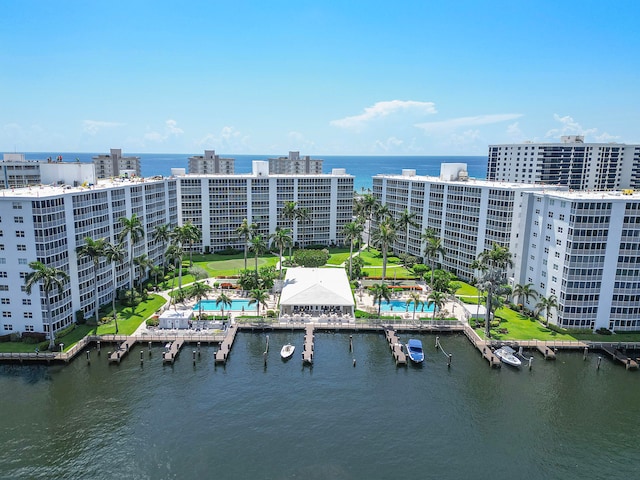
(487, 136, 640, 191)
(187, 150, 235, 174)
(268, 151, 323, 174)
(92, 149, 141, 178)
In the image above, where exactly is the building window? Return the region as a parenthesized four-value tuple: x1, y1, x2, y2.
(15, 231, 24, 237)
(12, 202, 21, 209)
(23, 312, 33, 319)
(0, 298, 9, 304)
(18, 258, 27, 265)
(13, 216, 23, 223)
(3, 324, 12, 330)
(2, 312, 11, 318)
(17, 244, 26, 251)
(24, 324, 34, 331)
(22, 299, 31, 305)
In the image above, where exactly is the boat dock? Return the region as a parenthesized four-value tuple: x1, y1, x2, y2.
(463, 325, 501, 367)
(162, 338, 185, 364)
(215, 324, 238, 364)
(302, 325, 314, 364)
(535, 344, 556, 359)
(108, 337, 138, 364)
(383, 326, 407, 366)
(600, 344, 639, 370)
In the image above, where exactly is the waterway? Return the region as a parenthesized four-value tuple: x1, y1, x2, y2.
(0, 332, 638, 479)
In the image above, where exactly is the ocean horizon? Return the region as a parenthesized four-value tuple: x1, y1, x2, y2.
(17, 152, 488, 192)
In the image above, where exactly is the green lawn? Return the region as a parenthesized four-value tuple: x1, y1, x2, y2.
(327, 247, 352, 265)
(473, 306, 576, 342)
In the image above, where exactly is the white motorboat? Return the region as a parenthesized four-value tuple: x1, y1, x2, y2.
(280, 344, 295, 360)
(494, 345, 522, 367)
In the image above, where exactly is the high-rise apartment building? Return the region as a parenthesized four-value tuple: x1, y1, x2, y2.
(93, 148, 141, 179)
(487, 136, 640, 191)
(188, 150, 235, 174)
(268, 151, 323, 174)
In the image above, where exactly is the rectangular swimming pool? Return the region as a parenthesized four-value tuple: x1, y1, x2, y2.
(194, 299, 257, 311)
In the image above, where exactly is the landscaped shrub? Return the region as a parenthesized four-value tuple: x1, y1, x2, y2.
(293, 249, 330, 267)
(219, 247, 242, 255)
(0, 334, 12, 343)
(146, 317, 159, 327)
(596, 327, 613, 335)
(55, 323, 76, 339)
(22, 332, 47, 343)
(75, 309, 86, 325)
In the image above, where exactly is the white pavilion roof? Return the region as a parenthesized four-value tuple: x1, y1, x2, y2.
(280, 267, 354, 307)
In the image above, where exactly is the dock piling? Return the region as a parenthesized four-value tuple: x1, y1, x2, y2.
(583, 346, 588, 360)
(86, 350, 90, 364)
(597, 356, 602, 369)
(193, 350, 196, 365)
(140, 350, 144, 365)
(97, 341, 101, 355)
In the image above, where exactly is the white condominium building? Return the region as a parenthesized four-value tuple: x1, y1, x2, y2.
(268, 151, 323, 175)
(93, 149, 142, 179)
(487, 136, 640, 191)
(519, 190, 640, 331)
(176, 161, 354, 252)
(373, 164, 562, 283)
(188, 150, 235, 174)
(0, 154, 95, 189)
(0, 178, 178, 338)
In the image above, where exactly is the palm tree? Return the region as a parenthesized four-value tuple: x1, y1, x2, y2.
(281, 201, 310, 254)
(152, 224, 172, 267)
(476, 243, 514, 338)
(371, 219, 397, 282)
(249, 234, 268, 280)
(76, 236, 106, 325)
(182, 222, 202, 266)
(118, 214, 145, 306)
(427, 290, 447, 322)
(215, 292, 233, 317)
(189, 281, 212, 320)
(535, 294, 558, 326)
(512, 283, 538, 309)
(358, 193, 379, 250)
(422, 229, 445, 288)
(24, 261, 69, 350)
(133, 253, 152, 294)
(396, 208, 419, 254)
(369, 283, 392, 317)
(406, 291, 423, 320)
(149, 264, 164, 288)
(165, 243, 184, 291)
(103, 241, 126, 333)
(236, 218, 256, 270)
(248, 288, 270, 317)
(342, 220, 364, 281)
(269, 227, 292, 279)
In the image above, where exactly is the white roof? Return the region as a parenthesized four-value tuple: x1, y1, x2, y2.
(159, 308, 193, 320)
(280, 267, 354, 307)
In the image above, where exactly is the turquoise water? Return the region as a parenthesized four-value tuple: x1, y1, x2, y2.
(194, 299, 256, 311)
(1, 332, 639, 479)
(379, 298, 435, 313)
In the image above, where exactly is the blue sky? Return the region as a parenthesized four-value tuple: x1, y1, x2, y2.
(1, 0, 638, 155)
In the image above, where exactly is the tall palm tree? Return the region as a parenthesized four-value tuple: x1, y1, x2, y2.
(249, 234, 268, 281)
(133, 253, 152, 294)
(342, 220, 364, 281)
(281, 201, 310, 254)
(371, 219, 397, 282)
(182, 222, 202, 266)
(236, 218, 256, 270)
(152, 224, 172, 267)
(269, 227, 292, 279)
(149, 264, 164, 288)
(103, 241, 126, 333)
(406, 291, 423, 320)
(248, 288, 270, 317)
(427, 290, 447, 322)
(118, 214, 145, 305)
(24, 261, 69, 350)
(215, 292, 233, 317)
(422, 229, 445, 289)
(396, 208, 419, 254)
(476, 243, 514, 338)
(512, 283, 539, 309)
(76, 236, 106, 325)
(165, 243, 184, 291)
(535, 294, 558, 326)
(369, 283, 392, 317)
(189, 280, 212, 320)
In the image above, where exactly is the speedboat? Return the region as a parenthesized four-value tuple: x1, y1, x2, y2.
(405, 339, 425, 363)
(280, 343, 295, 360)
(494, 345, 522, 367)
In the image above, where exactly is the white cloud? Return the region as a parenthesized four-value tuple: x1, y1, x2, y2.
(414, 113, 523, 133)
(83, 120, 126, 136)
(506, 122, 523, 141)
(143, 119, 184, 143)
(373, 136, 404, 152)
(197, 126, 250, 152)
(545, 114, 620, 142)
(330, 100, 437, 130)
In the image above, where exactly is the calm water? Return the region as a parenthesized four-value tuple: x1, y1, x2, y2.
(21, 153, 488, 192)
(194, 299, 256, 311)
(379, 299, 435, 313)
(1, 332, 638, 479)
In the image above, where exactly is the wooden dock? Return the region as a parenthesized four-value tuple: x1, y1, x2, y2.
(462, 325, 501, 367)
(536, 344, 556, 359)
(215, 324, 238, 364)
(302, 325, 314, 364)
(108, 337, 138, 364)
(162, 338, 185, 364)
(601, 345, 639, 369)
(383, 326, 407, 366)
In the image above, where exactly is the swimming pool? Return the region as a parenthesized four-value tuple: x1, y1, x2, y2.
(193, 299, 257, 311)
(377, 299, 435, 313)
